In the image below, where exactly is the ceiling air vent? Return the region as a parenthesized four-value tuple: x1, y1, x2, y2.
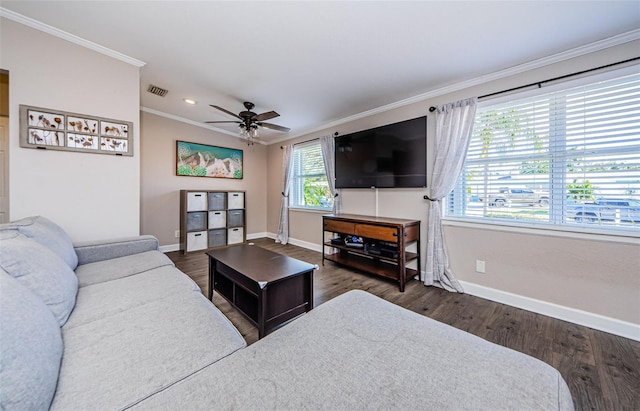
(147, 84, 168, 97)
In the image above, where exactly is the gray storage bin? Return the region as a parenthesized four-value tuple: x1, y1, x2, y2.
(186, 211, 207, 231)
(208, 192, 227, 210)
(208, 229, 227, 247)
(228, 209, 244, 227)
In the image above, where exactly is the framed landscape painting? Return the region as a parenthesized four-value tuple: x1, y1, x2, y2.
(176, 140, 243, 179)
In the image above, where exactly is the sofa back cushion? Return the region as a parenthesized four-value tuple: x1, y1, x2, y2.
(0, 270, 63, 410)
(13, 216, 78, 270)
(0, 230, 78, 326)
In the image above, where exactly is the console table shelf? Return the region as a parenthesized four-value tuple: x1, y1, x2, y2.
(322, 214, 421, 292)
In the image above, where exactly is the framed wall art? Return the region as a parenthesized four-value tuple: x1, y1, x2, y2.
(19, 105, 133, 156)
(176, 140, 243, 179)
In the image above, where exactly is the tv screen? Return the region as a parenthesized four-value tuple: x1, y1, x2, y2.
(335, 116, 427, 188)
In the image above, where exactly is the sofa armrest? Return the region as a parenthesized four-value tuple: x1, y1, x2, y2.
(74, 235, 160, 266)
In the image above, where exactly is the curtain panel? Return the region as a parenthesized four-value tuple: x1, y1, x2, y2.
(425, 97, 477, 292)
(276, 144, 294, 244)
(320, 135, 342, 214)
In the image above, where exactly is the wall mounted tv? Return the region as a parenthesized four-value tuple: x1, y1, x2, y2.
(335, 116, 427, 188)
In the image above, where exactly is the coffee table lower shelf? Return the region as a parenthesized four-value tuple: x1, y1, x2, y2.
(213, 271, 311, 337)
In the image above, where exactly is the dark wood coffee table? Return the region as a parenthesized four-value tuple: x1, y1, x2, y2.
(207, 244, 315, 339)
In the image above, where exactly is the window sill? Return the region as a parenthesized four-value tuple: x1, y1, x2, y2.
(441, 218, 640, 245)
(289, 206, 333, 214)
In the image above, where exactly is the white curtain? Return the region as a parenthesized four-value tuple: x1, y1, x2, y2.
(425, 97, 477, 292)
(276, 144, 294, 244)
(320, 135, 342, 214)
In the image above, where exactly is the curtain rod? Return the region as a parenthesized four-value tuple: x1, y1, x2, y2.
(428, 56, 640, 112)
(280, 132, 339, 149)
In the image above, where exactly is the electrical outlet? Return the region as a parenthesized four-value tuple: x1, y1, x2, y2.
(475, 260, 486, 274)
(174, 230, 180, 238)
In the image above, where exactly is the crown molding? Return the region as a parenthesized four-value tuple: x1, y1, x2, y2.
(268, 29, 640, 145)
(0, 7, 146, 68)
(140, 107, 267, 145)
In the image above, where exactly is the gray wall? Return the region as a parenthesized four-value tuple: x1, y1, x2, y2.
(140, 111, 267, 247)
(266, 40, 640, 328)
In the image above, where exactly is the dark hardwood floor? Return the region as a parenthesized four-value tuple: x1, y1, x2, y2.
(166, 238, 640, 411)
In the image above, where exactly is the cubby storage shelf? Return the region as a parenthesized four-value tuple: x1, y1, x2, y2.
(180, 190, 246, 254)
(322, 214, 421, 292)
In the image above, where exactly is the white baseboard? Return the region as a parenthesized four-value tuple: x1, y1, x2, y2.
(286, 237, 323, 252)
(265, 232, 322, 252)
(159, 232, 267, 253)
(280, 236, 640, 341)
(459, 280, 640, 342)
(163, 233, 639, 341)
(247, 232, 268, 240)
(159, 243, 180, 253)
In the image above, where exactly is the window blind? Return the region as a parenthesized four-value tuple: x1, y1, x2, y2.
(446, 71, 640, 233)
(291, 141, 333, 209)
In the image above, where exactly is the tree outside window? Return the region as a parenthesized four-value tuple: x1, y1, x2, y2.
(291, 141, 334, 210)
(446, 71, 640, 232)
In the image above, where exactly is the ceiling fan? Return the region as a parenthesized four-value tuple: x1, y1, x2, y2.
(205, 102, 290, 144)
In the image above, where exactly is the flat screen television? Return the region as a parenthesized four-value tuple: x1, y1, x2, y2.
(335, 116, 427, 188)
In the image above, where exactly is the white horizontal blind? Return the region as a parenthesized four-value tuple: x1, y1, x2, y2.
(446, 71, 640, 233)
(291, 141, 334, 210)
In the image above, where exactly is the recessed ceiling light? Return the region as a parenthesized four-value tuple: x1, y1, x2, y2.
(183, 98, 197, 105)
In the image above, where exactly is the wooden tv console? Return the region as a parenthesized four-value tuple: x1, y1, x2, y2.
(322, 214, 420, 292)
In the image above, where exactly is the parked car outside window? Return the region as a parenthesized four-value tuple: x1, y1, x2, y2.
(488, 187, 549, 207)
(567, 198, 640, 223)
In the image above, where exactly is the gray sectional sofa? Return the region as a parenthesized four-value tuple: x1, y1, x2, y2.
(0, 216, 574, 410)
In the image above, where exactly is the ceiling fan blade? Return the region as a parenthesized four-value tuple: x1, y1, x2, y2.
(204, 121, 241, 124)
(252, 111, 279, 122)
(210, 105, 242, 120)
(259, 122, 290, 132)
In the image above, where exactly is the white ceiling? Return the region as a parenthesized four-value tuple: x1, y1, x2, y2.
(2, 1, 639, 144)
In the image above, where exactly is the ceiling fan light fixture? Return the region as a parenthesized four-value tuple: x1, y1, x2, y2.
(238, 123, 259, 145)
(207, 101, 288, 145)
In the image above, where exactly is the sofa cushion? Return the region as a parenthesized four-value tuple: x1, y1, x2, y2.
(0, 230, 78, 326)
(13, 216, 78, 270)
(74, 250, 174, 287)
(64, 265, 201, 329)
(0, 270, 63, 411)
(74, 235, 160, 265)
(132, 290, 573, 411)
(51, 291, 246, 410)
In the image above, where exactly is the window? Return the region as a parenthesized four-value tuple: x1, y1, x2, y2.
(446, 70, 640, 234)
(291, 141, 334, 210)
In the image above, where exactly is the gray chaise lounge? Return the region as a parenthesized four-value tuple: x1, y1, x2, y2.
(0, 216, 573, 410)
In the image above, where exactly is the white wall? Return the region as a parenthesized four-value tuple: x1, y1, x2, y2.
(0, 18, 141, 241)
